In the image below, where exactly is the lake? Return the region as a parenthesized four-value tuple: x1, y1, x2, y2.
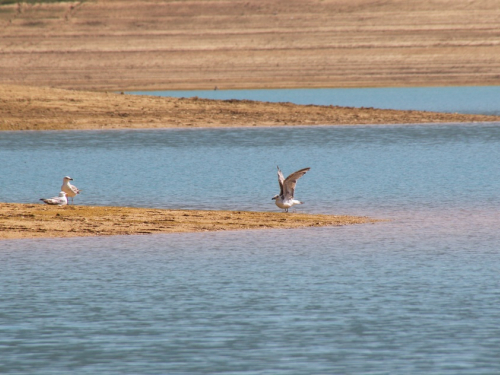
(128, 86, 500, 115)
(1, 123, 500, 374)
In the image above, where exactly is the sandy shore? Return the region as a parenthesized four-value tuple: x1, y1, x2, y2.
(1, 0, 499, 91)
(0, 203, 378, 240)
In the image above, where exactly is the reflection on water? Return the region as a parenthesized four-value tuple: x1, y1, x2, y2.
(129, 86, 500, 115)
(1, 124, 500, 374)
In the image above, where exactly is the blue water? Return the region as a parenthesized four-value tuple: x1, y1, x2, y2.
(1, 123, 500, 374)
(128, 86, 500, 115)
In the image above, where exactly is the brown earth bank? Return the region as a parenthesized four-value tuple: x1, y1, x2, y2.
(0, 203, 378, 240)
(0, 0, 500, 91)
(2, 84, 500, 131)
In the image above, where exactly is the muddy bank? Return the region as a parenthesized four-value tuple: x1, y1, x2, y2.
(0, 203, 378, 240)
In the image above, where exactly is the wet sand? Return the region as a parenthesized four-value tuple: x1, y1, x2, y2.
(0, 203, 378, 240)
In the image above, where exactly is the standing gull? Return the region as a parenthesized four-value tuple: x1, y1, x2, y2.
(40, 191, 68, 206)
(61, 176, 80, 204)
(272, 166, 310, 212)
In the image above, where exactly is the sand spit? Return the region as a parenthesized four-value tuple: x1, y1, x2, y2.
(0, 203, 378, 240)
(2, 84, 500, 131)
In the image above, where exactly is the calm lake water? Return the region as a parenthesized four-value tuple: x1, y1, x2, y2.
(129, 86, 500, 115)
(1, 123, 500, 374)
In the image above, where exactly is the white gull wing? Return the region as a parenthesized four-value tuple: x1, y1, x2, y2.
(68, 183, 80, 196)
(283, 167, 310, 200)
(277, 166, 285, 196)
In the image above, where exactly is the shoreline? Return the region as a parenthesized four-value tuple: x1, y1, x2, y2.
(122, 83, 500, 93)
(4, 121, 499, 136)
(0, 203, 379, 241)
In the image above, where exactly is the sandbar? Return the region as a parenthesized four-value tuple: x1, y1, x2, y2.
(0, 203, 378, 240)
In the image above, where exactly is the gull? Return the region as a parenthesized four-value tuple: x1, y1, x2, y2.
(40, 191, 68, 206)
(61, 176, 80, 204)
(272, 166, 310, 212)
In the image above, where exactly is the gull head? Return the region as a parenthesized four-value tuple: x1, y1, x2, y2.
(58, 192, 67, 197)
(271, 194, 279, 200)
(63, 176, 73, 181)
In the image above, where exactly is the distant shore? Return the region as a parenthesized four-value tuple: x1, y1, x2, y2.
(3, 0, 500, 131)
(0, 203, 378, 240)
(1, 1, 500, 90)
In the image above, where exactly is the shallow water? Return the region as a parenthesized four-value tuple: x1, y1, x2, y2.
(129, 86, 500, 115)
(1, 123, 500, 374)
(2, 123, 500, 214)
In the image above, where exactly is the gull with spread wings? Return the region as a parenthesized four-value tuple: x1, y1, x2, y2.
(272, 166, 310, 212)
